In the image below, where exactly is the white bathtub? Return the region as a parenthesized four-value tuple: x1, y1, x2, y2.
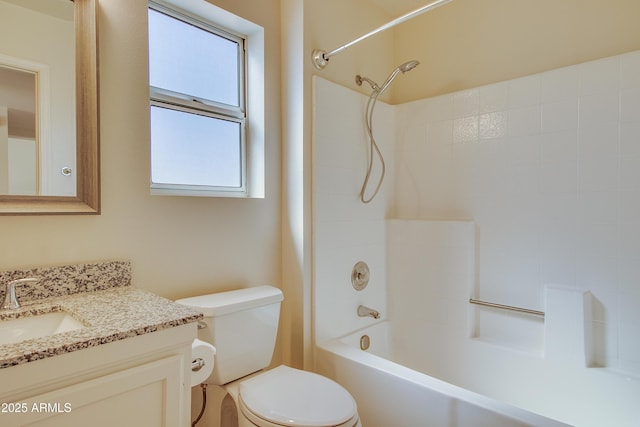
(316, 321, 640, 427)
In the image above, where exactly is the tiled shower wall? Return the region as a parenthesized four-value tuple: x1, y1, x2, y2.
(312, 76, 394, 344)
(394, 50, 640, 375)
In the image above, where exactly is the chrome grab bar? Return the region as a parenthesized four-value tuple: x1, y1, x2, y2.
(469, 298, 544, 318)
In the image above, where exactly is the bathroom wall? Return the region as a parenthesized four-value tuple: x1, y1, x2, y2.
(0, 0, 284, 356)
(393, 0, 640, 103)
(298, 0, 396, 364)
(312, 76, 394, 343)
(394, 50, 640, 375)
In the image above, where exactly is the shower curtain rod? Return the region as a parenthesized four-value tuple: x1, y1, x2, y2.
(311, 0, 453, 70)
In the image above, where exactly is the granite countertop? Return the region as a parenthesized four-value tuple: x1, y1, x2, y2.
(0, 261, 203, 369)
(0, 287, 203, 368)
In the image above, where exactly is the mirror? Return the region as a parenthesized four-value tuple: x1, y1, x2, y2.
(0, 0, 99, 214)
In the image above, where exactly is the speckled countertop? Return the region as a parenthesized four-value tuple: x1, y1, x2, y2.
(0, 261, 203, 368)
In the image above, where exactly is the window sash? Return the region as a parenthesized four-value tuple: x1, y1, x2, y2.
(148, 2, 246, 116)
(150, 100, 247, 193)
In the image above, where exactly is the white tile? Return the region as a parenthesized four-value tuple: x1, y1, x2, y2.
(619, 222, 640, 259)
(542, 98, 578, 133)
(540, 159, 578, 193)
(508, 134, 540, 164)
(579, 92, 620, 125)
(619, 292, 640, 363)
(621, 88, 640, 123)
(479, 111, 508, 140)
(577, 191, 618, 224)
(508, 105, 541, 136)
(577, 222, 618, 260)
(539, 193, 578, 224)
(541, 66, 579, 103)
(620, 50, 640, 90)
(578, 122, 619, 160)
(579, 154, 618, 191)
(479, 82, 508, 113)
(619, 190, 640, 223)
(620, 155, 640, 190)
(508, 74, 541, 108)
(507, 160, 539, 194)
(453, 116, 479, 143)
(539, 224, 578, 285)
(425, 93, 453, 121)
(618, 256, 640, 294)
(620, 122, 640, 157)
(579, 56, 620, 95)
(426, 120, 453, 145)
(541, 130, 577, 163)
(453, 88, 479, 118)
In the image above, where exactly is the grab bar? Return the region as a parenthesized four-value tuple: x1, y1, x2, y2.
(469, 298, 545, 318)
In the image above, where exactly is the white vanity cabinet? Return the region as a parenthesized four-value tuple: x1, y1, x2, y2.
(0, 323, 196, 427)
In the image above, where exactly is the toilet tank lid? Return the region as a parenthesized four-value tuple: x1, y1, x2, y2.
(176, 285, 283, 317)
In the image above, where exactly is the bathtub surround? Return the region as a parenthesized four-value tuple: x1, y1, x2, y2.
(544, 286, 594, 367)
(312, 76, 394, 344)
(313, 48, 640, 426)
(394, 49, 640, 376)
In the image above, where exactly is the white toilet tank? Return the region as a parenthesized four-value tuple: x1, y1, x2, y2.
(177, 285, 283, 385)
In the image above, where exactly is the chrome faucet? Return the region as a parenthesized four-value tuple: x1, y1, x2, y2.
(357, 305, 381, 319)
(2, 278, 40, 310)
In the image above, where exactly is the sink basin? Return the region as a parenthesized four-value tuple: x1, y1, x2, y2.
(0, 311, 85, 345)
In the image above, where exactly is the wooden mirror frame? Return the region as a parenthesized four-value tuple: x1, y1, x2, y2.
(0, 0, 99, 215)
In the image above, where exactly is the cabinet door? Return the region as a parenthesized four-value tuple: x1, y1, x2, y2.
(3, 355, 186, 427)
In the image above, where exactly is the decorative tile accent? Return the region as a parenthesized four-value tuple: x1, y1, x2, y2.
(0, 260, 131, 303)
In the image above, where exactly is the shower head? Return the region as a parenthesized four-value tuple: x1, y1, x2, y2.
(355, 60, 420, 95)
(399, 60, 420, 73)
(379, 60, 420, 93)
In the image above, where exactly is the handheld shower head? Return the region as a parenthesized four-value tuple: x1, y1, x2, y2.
(379, 60, 420, 93)
(399, 60, 420, 73)
(355, 60, 420, 204)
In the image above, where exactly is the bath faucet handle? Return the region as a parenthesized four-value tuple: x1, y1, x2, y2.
(2, 277, 41, 310)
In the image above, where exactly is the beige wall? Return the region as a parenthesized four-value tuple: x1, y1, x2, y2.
(0, 0, 282, 349)
(306, 0, 395, 102)
(393, 0, 640, 103)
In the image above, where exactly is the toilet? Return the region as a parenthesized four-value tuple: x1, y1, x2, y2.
(177, 285, 361, 427)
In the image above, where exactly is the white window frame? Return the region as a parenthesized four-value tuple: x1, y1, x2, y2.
(148, 0, 264, 198)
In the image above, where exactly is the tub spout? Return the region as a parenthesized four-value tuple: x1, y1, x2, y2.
(357, 305, 381, 319)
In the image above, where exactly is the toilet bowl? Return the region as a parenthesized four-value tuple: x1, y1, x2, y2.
(231, 365, 360, 427)
(177, 286, 360, 427)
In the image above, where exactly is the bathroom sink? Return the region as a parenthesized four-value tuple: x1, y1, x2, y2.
(0, 311, 85, 345)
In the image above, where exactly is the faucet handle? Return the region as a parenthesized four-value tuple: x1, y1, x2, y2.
(2, 277, 41, 310)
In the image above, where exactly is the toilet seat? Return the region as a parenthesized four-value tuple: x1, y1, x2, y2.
(238, 365, 359, 427)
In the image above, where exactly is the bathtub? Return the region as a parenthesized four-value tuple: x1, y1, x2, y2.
(316, 321, 640, 427)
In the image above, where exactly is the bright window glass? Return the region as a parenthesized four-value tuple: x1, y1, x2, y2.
(150, 106, 241, 188)
(148, 8, 239, 107)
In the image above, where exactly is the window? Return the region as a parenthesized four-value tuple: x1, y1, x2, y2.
(148, 1, 263, 197)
